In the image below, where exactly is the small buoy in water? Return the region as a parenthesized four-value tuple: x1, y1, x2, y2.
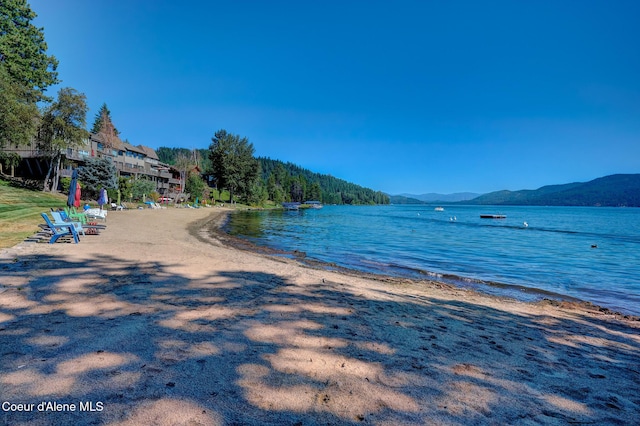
(591, 244, 598, 249)
(523, 221, 528, 227)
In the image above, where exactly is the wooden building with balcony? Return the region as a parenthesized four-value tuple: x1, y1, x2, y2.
(3, 133, 183, 197)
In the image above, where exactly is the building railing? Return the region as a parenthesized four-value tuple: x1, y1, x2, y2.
(2, 147, 40, 158)
(66, 150, 93, 161)
(5, 141, 184, 194)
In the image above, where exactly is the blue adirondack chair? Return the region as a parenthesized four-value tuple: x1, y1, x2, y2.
(59, 210, 106, 229)
(51, 211, 104, 236)
(41, 213, 80, 244)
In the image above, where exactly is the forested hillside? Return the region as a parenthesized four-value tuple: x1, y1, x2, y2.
(156, 147, 212, 171)
(466, 174, 640, 207)
(258, 157, 389, 205)
(388, 195, 426, 204)
(155, 147, 389, 205)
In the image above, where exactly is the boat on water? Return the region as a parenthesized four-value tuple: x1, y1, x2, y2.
(282, 202, 300, 210)
(434, 207, 445, 211)
(480, 214, 507, 219)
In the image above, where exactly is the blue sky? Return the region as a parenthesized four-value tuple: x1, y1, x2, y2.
(30, 0, 639, 194)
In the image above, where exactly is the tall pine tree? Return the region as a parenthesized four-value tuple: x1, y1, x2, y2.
(208, 130, 259, 204)
(91, 103, 119, 135)
(0, 0, 59, 102)
(0, 0, 57, 148)
(91, 103, 120, 150)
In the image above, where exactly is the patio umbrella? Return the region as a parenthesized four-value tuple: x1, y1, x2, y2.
(67, 169, 78, 207)
(74, 182, 81, 208)
(98, 188, 108, 210)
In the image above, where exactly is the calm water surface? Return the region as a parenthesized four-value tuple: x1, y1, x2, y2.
(224, 205, 640, 316)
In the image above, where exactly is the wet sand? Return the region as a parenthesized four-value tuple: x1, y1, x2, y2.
(1, 207, 639, 425)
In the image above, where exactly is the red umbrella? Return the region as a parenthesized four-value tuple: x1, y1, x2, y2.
(74, 183, 81, 208)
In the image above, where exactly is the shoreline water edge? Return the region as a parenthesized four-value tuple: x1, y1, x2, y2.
(205, 209, 639, 321)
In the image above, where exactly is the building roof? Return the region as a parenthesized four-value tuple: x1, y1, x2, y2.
(90, 132, 126, 151)
(123, 142, 147, 155)
(138, 145, 159, 160)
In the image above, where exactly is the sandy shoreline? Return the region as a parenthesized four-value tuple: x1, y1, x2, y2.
(1, 208, 639, 425)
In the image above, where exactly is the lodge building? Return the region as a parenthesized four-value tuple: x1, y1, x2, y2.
(3, 133, 183, 197)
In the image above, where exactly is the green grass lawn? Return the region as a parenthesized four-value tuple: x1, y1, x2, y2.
(0, 180, 68, 249)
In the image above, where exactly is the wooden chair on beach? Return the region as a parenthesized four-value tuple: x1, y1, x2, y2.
(51, 211, 105, 236)
(84, 208, 108, 222)
(40, 213, 80, 244)
(64, 206, 88, 224)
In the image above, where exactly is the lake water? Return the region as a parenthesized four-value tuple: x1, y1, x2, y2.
(224, 205, 640, 316)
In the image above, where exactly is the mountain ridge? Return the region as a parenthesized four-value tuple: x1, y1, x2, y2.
(396, 192, 481, 203)
(465, 174, 640, 207)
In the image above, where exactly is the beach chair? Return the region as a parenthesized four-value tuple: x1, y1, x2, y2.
(84, 208, 107, 221)
(51, 211, 104, 236)
(60, 210, 106, 229)
(65, 206, 88, 224)
(40, 213, 80, 244)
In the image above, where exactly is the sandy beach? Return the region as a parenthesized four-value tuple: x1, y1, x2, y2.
(1, 207, 639, 425)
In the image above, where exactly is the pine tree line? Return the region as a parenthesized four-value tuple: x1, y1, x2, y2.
(156, 147, 389, 205)
(258, 157, 389, 205)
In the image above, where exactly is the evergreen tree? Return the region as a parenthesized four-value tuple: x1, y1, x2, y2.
(90, 103, 119, 135)
(256, 157, 390, 205)
(93, 105, 120, 149)
(290, 176, 304, 202)
(185, 171, 206, 201)
(185, 173, 205, 201)
(307, 182, 322, 201)
(155, 146, 210, 169)
(156, 147, 176, 164)
(78, 157, 117, 198)
(0, 64, 39, 148)
(0, 0, 56, 149)
(208, 130, 259, 203)
(118, 176, 133, 202)
(246, 181, 268, 206)
(0, 0, 59, 102)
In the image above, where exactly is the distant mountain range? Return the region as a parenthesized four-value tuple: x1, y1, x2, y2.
(390, 192, 481, 204)
(465, 174, 640, 207)
(391, 174, 640, 207)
